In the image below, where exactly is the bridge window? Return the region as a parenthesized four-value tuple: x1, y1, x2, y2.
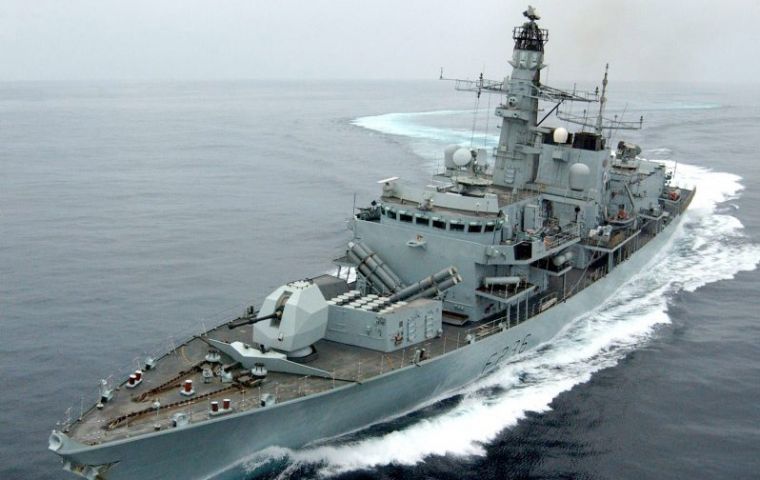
(415, 216, 430, 226)
(399, 213, 413, 223)
(484, 222, 496, 233)
(449, 222, 465, 232)
(386, 210, 396, 220)
(432, 218, 446, 229)
(468, 223, 483, 233)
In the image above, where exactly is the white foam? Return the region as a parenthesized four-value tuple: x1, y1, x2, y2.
(353, 110, 499, 163)
(236, 112, 760, 478)
(353, 110, 477, 144)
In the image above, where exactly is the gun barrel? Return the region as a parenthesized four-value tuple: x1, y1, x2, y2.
(227, 310, 281, 330)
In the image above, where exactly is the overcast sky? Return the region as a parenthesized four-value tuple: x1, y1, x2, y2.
(1, 0, 759, 83)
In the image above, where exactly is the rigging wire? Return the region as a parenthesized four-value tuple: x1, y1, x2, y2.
(483, 85, 492, 149)
(607, 102, 629, 143)
(469, 73, 483, 148)
(469, 94, 481, 147)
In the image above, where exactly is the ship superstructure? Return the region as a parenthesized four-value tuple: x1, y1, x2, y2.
(49, 7, 694, 480)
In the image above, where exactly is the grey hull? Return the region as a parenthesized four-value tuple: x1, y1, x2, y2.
(54, 214, 685, 480)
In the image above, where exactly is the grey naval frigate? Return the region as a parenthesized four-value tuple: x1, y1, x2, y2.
(49, 6, 694, 480)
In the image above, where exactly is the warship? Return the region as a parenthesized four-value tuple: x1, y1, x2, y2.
(49, 6, 694, 480)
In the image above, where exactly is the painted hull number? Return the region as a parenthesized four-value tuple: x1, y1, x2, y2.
(481, 334, 532, 375)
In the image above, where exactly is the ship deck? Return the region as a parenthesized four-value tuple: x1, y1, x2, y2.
(66, 319, 476, 446)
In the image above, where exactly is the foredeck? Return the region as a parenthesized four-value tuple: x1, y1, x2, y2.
(67, 319, 474, 446)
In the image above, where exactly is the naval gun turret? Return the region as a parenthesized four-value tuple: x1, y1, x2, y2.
(208, 280, 335, 378)
(252, 280, 328, 359)
(226, 280, 329, 361)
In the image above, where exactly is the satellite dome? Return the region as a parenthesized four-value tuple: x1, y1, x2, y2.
(452, 148, 473, 167)
(444, 144, 460, 169)
(553, 127, 569, 144)
(569, 162, 591, 191)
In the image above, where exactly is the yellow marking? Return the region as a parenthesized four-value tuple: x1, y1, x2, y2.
(179, 346, 193, 366)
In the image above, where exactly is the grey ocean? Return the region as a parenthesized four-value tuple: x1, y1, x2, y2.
(2, 80, 759, 479)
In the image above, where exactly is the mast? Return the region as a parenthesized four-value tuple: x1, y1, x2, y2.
(489, 6, 548, 188)
(595, 64, 609, 134)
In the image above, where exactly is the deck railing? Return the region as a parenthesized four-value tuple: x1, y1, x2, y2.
(543, 222, 580, 250)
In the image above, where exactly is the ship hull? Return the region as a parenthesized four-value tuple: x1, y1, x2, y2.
(53, 215, 684, 480)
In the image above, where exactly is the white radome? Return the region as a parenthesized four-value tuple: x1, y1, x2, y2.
(452, 147, 472, 167)
(553, 127, 569, 144)
(569, 162, 591, 191)
(444, 144, 460, 169)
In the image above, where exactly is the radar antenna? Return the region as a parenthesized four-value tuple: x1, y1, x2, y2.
(557, 64, 644, 132)
(523, 5, 541, 21)
(440, 74, 599, 103)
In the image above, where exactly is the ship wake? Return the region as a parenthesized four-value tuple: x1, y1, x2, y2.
(227, 112, 760, 480)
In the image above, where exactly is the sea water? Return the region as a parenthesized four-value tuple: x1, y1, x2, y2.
(1, 80, 759, 479)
